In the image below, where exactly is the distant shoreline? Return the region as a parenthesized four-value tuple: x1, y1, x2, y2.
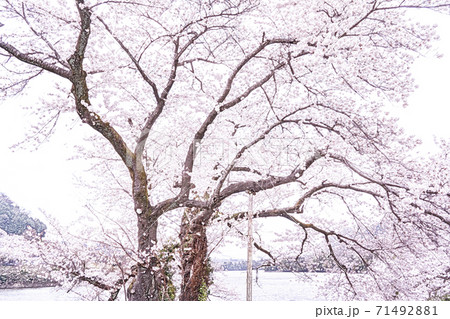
(0, 266, 59, 290)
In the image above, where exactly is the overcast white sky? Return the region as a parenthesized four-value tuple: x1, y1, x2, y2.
(398, 12, 450, 146)
(0, 11, 449, 238)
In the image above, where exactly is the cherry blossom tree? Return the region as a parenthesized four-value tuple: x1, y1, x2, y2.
(1, 0, 449, 300)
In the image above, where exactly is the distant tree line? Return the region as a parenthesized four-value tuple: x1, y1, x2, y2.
(0, 193, 47, 238)
(220, 254, 369, 274)
(220, 258, 318, 272)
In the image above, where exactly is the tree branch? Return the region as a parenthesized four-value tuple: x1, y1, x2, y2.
(178, 37, 312, 204)
(0, 41, 72, 79)
(97, 16, 161, 103)
(217, 38, 299, 104)
(67, 1, 135, 175)
(216, 151, 325, 203)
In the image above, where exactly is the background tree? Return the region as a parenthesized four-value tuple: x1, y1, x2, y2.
(1, 0, 449, 300)
(0, 193, 47, 237)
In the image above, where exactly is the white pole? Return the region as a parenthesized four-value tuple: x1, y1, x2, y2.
(246, 192, 253, 301)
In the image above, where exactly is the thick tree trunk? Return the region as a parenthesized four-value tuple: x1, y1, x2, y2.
(127, 214, 162, 301)
(179, 208, 210, 301)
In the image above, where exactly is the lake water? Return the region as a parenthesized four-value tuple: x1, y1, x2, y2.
(210, 270, 329, 301)
(0, 286, 80, 301)
(0, 271, 329, 301)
